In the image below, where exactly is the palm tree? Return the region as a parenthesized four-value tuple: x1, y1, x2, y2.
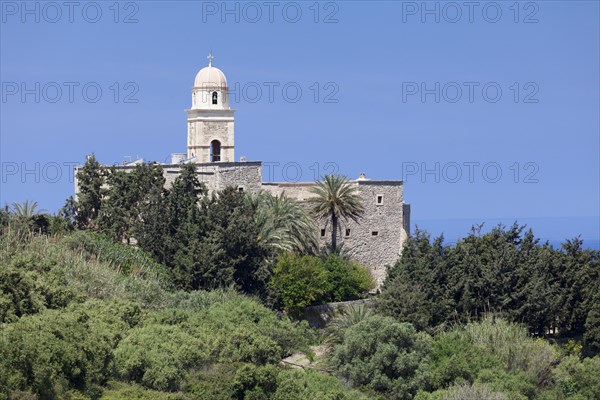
(246, 191, 318, 254)
(309, 175, 364, 251)
(11, 200, 43, 218)
(325, 304, 373, 351)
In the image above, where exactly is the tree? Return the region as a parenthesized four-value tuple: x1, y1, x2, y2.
(169, 187, 268, 293)
(10, 200, 48, 233)
(248, 191, 318, 255)
(379, 223, 600, 341)
(51, 196, 78, 234)
(309, 175, 364, 251)
(99, 163, 165, 243)
(321, 254, 373, 302)
(163, 163, 206, 270)
(584, 291, 600, 354)
(378, 229, 452, 331)
(75, 155, 104, 229)
(135, 184, 170, 265)
(269, 253, 329, 315)
(11, 200, 43, 219)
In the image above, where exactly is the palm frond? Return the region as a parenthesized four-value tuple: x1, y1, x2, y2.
(11, 200, 44, 218)
(251, 191, 318, 254)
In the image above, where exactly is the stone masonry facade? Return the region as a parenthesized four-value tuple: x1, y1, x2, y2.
(76, 56, 410, 289)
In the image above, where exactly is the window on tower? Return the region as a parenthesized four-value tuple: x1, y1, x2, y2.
(212, 91, 218, 105)
(210, 140, 221, 162)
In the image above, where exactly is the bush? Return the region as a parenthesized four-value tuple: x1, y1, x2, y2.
(321, 254, 373, 302)
(553, 355, 600, 399)
(270, 253, 373, 315)
(183, 364, 242, 400)
(0, 300, 140, 399)
(273, 369, 368, 400)
(333, 315, 431, 399)
(415, 382, 509, 400)
(270, 253, 329, 315)
(114, 324, 208, 391)
(0, 249, 81, 323)
(99, 381, 189, 399)
(231, 364, 280, 399)
(229, 364, 368, 400)
(428, 330, 500, 390)
(114, 294, 311, 392)
(463, 317, 557, 386)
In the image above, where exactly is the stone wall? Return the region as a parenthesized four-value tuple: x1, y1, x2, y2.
(76, 161, 262, 197)
(261, 179, 409, 288)
(163, 161, 262, 195)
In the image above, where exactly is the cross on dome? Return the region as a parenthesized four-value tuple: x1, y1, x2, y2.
(207, 50, 214, 67)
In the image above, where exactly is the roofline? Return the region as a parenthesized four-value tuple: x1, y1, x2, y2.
(263, 180, 403, 186)
(76, 161, 262, 169)
(356, 180, 404, 186)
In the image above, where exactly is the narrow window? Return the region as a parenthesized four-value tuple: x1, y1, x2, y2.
(238, 186, 244, 193)
(371, 231, 379, 236)
(210, 140, 221, 162)
(212, 91, 218, 105)
(376, 195, 383, 205)
(320, 229, 326, 237)
(345, 228, 351, 237)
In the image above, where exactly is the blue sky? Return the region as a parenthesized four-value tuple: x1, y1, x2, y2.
(1, 1, 599, 246)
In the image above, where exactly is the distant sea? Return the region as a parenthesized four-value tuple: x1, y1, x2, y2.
(411, 216, 600, 250)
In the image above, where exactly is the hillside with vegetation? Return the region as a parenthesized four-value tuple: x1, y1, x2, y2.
(1, 157, 599, 399)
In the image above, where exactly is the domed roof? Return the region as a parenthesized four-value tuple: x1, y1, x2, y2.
(194, 52, 227, 88)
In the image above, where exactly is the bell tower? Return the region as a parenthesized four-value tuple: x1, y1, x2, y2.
(186, 51, 235, 162)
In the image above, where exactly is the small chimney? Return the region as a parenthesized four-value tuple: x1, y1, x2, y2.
(358, 172, 367, 180)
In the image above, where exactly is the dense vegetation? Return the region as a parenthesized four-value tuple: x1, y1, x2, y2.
(378, 226, 600, 355)
(0, 229, 365, 399)
(67, 157, 372, 306)
(1, 156, 599, 399)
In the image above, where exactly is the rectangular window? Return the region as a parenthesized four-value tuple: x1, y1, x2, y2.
(345, 228, 351, 237)
(376, 195, 383, 205)
(371, 231, 379, 236)
(238, 186, 245, 192)
(320, 229, 326, 237)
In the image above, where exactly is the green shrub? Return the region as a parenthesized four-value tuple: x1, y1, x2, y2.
(204, 362, 369, 400)
(231, 364, 280, 399)
(99, 381, 189, 399)
(273, 369, 368, 400)
(114, 294, 312, 392)
(321, 254, 373, 302)
(270, 253, 329, 314)
(183, 364, 241, 400)
(0, 300, 139, 399)
(428, 330, 500, 390)
(0, 249, 81, 323)
(415, 382, 509, 400)
(270, 253, 373, 315)
(464, 317, 557, 386)
(475, 368, 534, 400)
(553, 355, 600, 399)
(0, 266, 46, 323)
(0, 230, 170, 312)
(114, 324, 208, 391)
(333, 315, 431, 399)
